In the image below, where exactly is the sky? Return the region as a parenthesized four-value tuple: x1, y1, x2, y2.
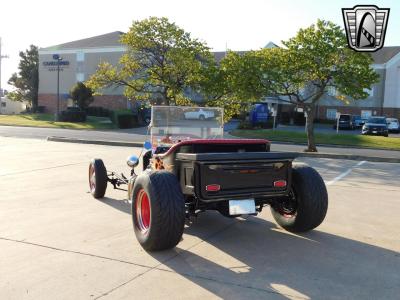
(0, 0, 398, 90)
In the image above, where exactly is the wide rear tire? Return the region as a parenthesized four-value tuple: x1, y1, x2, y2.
(270, 163, 328, 232)
(131, 171, 185, 251)
(89, 159, 108, 199)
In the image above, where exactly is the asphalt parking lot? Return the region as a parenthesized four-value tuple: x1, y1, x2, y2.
(1, 137, 399, 300)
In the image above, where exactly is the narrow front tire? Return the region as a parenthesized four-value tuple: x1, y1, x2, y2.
(89, 159, 108, 199)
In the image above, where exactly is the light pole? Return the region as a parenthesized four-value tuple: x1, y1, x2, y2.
(53, 54, 62, 121)
(0, 37, 10, 100)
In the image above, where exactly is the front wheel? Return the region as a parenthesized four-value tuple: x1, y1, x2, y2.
(270, 163, 328, 232)
(89, 159, 108, 199)
(131, 171, 185, 251)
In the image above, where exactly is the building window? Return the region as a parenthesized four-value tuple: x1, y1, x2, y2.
(76, 73, 84, 82)
(327, 86, 336, 97)
(77, 51, 85, 62)
(1, 102, 6, 107)
(361, 110, 372, 119)
(326, 108, 337, 120)
(363, 87, 374, 98)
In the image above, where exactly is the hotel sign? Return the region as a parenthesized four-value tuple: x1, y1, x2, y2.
(42, 60, 70, 71)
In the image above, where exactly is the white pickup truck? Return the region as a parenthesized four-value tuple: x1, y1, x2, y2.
(184, 108, 215, 120)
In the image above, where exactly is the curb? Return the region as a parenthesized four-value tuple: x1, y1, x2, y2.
(46, 136, 400, 163)
(293, 152, 400, 163)
(47, 136, 144, 148)
(227, 132, 400, 152)
(269, 140, 400, 152)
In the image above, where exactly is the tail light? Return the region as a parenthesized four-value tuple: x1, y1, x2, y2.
(206, 184, 221, 192)
(274, 180, 287, 188)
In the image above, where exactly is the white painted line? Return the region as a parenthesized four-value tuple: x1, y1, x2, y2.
(325, 161, 366, 186)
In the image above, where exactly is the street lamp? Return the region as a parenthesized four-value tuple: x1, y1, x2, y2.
(53, 54, 63, 121)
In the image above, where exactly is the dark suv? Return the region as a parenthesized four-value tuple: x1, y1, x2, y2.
(362, 116, 389, 137)
(333, 114, 354, 130)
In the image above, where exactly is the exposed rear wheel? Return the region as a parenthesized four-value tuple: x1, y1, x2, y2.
(131, 171, 185, 251)
(89, 159, 108, 199)
(270, 163, 328, 232)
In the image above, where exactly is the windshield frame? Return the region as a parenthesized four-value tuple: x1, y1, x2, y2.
(149, 105, 224, 149)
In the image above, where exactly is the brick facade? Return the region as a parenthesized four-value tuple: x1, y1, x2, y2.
(38, 94, 128, 113)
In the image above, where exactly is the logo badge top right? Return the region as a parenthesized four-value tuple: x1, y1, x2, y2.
(342, 5, 390, 52)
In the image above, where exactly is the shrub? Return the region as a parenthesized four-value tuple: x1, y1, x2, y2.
(110, 110, 138, 129)
(238, 119, 275, 130)
(238, 120, 253, 129)
(59, 109, 86, 122)
(86, 106, 111, 117)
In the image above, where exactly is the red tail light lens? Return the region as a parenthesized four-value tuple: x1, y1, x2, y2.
(274, 180, 287, 188)
(206, 184, 221, 192)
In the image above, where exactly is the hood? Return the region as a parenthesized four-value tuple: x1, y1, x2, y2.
(364, 123, 387, 127)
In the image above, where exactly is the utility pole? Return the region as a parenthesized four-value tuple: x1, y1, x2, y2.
(0, 37, 10, 98)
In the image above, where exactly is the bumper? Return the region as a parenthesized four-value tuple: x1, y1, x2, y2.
(362, 129, 388, 136)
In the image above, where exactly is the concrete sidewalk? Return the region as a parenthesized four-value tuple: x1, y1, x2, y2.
(1, 137, 399, 299)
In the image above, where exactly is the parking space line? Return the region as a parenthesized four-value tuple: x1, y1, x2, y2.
(0, 162, 87, 177)
(325, 160, 366, 186)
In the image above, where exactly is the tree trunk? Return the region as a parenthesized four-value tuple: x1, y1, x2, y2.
(305, 104, 317, 152)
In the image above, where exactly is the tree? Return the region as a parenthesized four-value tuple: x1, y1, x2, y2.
(70, 81, 94, 110)
(87, 17, 213, 106)
(7, 45, 39, 110)
(198, 51, 261, 121)
(224, 20, 379, 152)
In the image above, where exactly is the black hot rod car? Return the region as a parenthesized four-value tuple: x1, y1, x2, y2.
(89, 106, 328, 251)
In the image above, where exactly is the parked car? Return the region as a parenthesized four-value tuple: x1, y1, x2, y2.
(139, 107, 151, 125)
(362, 116, 389, 137)
(333, 114, 354, 130)
(184, 108, 215, 120)
(386, 118, 400, 133)
(352, 115, 365, 128)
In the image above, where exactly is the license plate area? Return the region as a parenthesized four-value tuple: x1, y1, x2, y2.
(229, 199, 256, 215)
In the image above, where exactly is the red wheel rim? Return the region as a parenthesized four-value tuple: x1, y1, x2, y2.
(136, 189, 151, 233)
(89, 164, 96, 192)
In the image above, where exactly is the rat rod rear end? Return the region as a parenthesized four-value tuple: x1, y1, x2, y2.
(88, 106, 328, 251)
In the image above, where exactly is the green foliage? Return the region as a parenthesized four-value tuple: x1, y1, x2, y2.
(199, 51, 259, 122)
(219, 20, 379, 151)
(86, 17, 213, 106)
(69, 82, 94, 110)
(110, 109, 138, 129)
(7, 45, 39, 109)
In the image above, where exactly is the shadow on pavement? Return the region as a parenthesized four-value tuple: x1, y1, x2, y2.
(98, 197, 400, 299)
(100, 197, 131, 214)
(163, 214, 400, 299)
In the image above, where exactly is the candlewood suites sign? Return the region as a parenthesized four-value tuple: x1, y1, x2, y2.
(42, 60, 70, 71)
